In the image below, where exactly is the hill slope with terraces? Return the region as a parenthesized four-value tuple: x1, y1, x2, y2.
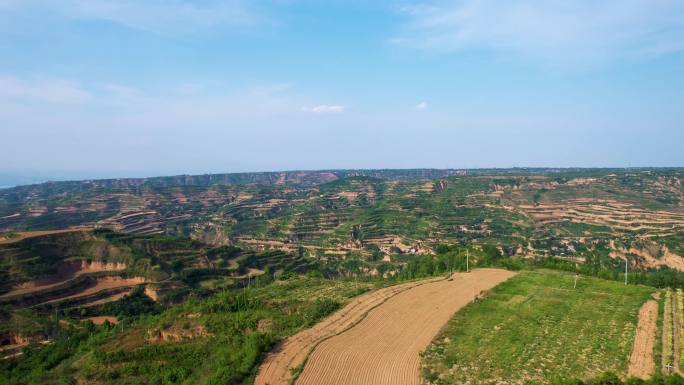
(1, 168, 684, 385)
(1, 168, 683, 272)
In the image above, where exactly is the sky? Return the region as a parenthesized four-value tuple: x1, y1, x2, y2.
(1, 0, 683, 184)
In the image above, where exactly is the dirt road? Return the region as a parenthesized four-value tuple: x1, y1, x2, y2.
(628, 299, 658, 379)
(256, 268, 516, 385)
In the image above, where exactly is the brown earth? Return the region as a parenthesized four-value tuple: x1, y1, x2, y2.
(147, 324, 209, 343)
(295, 268, 515, 385)
(0, 228, 91, 244)
(609, 241, 684, 272)
(628, 300, 658, 379)
(255, 269, 516, 385)
(42, 276, 146, 304)
(0, 260, 127, 298)
(254, 276, 447, 385)
(74, 290, 131, 307)
(86, 316, 119, 325)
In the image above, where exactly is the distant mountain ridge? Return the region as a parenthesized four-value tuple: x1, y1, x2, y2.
(2, 169, 468, 191)
(4, 167, 671, 193)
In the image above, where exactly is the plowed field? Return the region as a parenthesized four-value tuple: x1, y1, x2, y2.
(256, 268, 515, 385)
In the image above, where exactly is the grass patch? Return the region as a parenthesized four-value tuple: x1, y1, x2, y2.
(421, 270, 655, 385)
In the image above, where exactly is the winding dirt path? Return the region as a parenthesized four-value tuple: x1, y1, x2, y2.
(255, 268, 515, 385)
(628, 300, 658, 379)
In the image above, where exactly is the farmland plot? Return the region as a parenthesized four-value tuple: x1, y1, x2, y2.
(627, 299, 658, 378)
(255, 276, 445, 385)
(421, 271, 655, 385)
(293, 269, 516, 385)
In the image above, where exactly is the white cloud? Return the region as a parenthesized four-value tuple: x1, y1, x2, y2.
(415, 101, 428, 110)
(395, 0, 684, 66)
(0, 75, 345, 134)
(302, 105, 345, 114)
(0, 0, 265, 35)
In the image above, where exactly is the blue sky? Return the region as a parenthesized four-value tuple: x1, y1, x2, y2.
(1, 0, 683, 182)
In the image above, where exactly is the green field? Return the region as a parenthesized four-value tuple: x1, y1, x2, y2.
(421, 270, 656, 384)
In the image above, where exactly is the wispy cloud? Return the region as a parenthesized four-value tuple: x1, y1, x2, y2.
(415, 101, 428, 110)
(0, 0, 266, 35)
(395, 0, 684, 66)
(302, 105, 345, 114)
(0, 76, 91, 103)
(0, 75, 345, 132)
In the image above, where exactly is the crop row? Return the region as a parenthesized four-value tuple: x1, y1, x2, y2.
(663, 290, 673, 371)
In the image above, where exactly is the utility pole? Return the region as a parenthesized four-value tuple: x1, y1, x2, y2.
(466, 250, 469, 273)
(625, 258, 628, 285)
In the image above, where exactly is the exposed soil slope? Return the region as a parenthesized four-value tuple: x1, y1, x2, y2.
(628, 300, 658, 379)
(42, 276, 146, 304)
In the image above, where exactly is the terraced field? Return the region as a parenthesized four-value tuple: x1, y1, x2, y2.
(0, 229, 321, 359)
(2, 169, 682, 272)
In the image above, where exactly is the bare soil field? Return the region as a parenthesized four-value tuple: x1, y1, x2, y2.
(42, 277, 146, 305)
(296, 268, 515, 385)
(254, 276, 447, 385)
(73, 290, 131, 307)
(257, 268, 515, 385)
(628, 300, 658, 378)
(0, 260, 127, 298)
(85, 316, 119, 325)
(0, 228, 90, 244)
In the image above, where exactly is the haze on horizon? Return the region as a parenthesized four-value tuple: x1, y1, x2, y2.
(1, 1, 683, 186)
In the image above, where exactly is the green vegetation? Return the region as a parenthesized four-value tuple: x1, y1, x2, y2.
(421, 270, 655, 385)
(0, 276, 374, 385)
(1, 168, 683, 384)
(554, 372, 684, 385)
(664, 290, 674, 368)
(0, 230, 319, 299)
(2, 169, 682, 268)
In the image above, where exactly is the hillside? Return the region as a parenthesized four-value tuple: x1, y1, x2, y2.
(0, 275, 375, 385)
(0, 268, 664, 385)
(1, 168, 683, 272)
(0, 230, 323, 362)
